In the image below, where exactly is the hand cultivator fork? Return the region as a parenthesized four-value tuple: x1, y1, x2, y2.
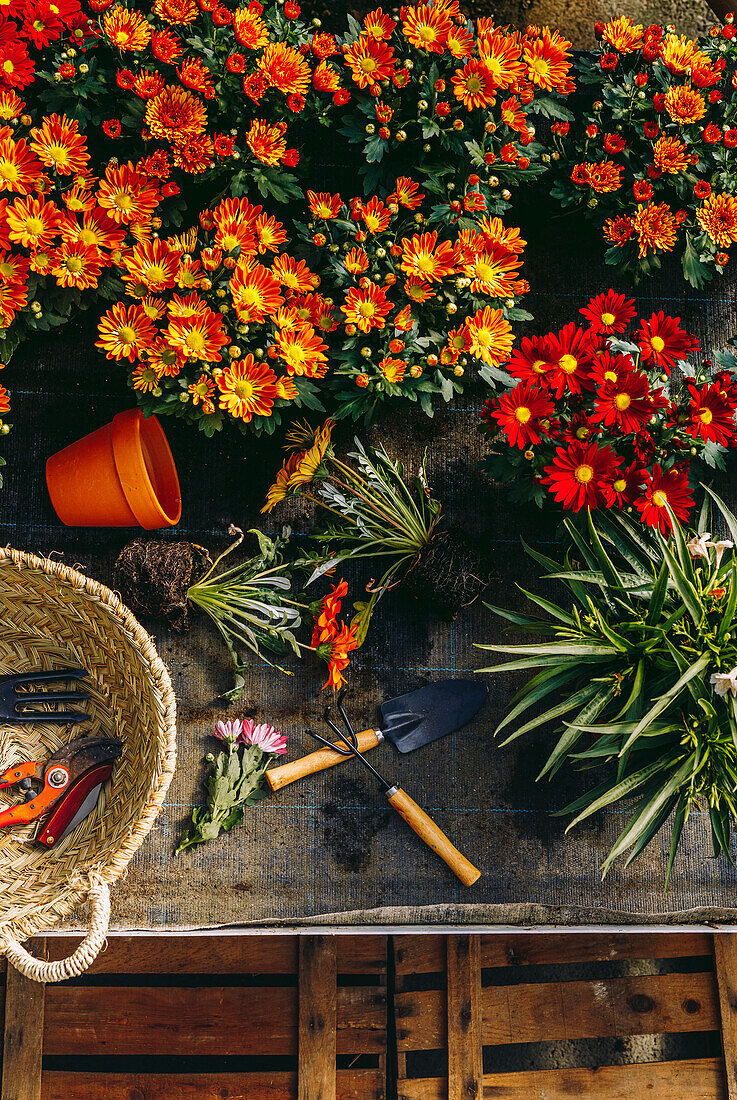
(305, 690, 481, 887)
(0, 668, 90, 724)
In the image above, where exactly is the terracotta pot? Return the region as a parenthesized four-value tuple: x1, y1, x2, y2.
(46, 408, 181, 529)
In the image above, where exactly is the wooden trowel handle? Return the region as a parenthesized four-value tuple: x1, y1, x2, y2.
(386, 786, 481, 887)
(265, 728, 381, 792)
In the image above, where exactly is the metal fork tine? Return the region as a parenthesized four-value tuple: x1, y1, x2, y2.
(16, 690, 89, 704)
(7, 668, 88, 688)
(11, 708, 89, 724)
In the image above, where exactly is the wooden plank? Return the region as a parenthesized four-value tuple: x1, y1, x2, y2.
(44, 935, 386, 976)
(1, 940, 45, 1100)
(446, 936, 482, 1100)
(42, 1070, 383, 1100)
(715, 934, 737, 1099)
(43, 984, 385, 1057)
(396, 1058, 725, 1100)
(396, 971, 718, 1051)
(299, 937, 337, 1100)
(395, 934, 714, 977)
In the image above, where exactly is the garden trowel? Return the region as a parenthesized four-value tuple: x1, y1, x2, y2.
(265, 679, 487, 793)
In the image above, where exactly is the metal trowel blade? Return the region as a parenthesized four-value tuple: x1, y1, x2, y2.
(379, 679, 488, 754)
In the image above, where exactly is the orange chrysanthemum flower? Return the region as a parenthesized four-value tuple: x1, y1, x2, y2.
(344, 34, 395, 90)
(477, 216, 527, 255)
(0, 91, 24, 120)
(659, 33, 707, 76)
(97, 301, 157, 361)
(246, 119, 287, 166)
(378, 356, 407, 383)
(387, 176, 424, 210)
(61, 209, 125, 254)
(632, 202, 677, 258)
(102, 6, 151, 50)
(344, 247, 369, 274)
(341, 282, 393, 332)
(217, 356, 278, 421)
(402, 3, 451, 53)
(653, 135, 688, 175)
(188, 373, 216, 406)
(50, 240, 102, 289)
(522, 27, 572, 92)
(134, 70, 166, 101)
(601, 15, 643, 53)
(233, 8, 269, 50)
(500, 95, 527, 132)
(151, 28, 183, 63)
(272, 254, 315, 294)
(6, 194, 61, 249)
(478, 31, 526, 91)
(0, 135, 41, 194)
(313, 59, 340, 93)
(696, 193, 737, 248)
(462, 242, 523, 297)
(663, 84, 706, 125)
(363, 8, 396, 39)
(145, 86, 207, 146)
(452, 59, 497, 110)
(276, 323, 329, 377)
(172, 134, 214, 173)
(124, 238, 180, 295)
(360, 195, 392, 233)
(230, 261, 284, 322)
(446, 24, 474, 58)
(146, 337, 184, 377)
(131, 363, 163, 393)
(97, 162, 159, 225)
(259, 42, 311, 96)
(464, 305, 514, 367)
(178, 58, 214, 95)
(307, 190, 342, 219)
(166, 308, 228, 361)
(255, 213, 287, 254)
(29, 114, 89, 176)
(153, 0, 198, 24)
(400, 231, 457, 281)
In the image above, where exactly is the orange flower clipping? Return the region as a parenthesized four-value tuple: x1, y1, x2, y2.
(652, 135, 689, 175)
(663, 85, 706, 125)
(259, 42, 311, 96)
(400, 231, 457, 281)
(344, 34, 395, 89)
(229, 261, 284, 323)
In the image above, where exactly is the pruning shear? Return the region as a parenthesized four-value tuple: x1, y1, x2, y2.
(0, 736, 123, 848)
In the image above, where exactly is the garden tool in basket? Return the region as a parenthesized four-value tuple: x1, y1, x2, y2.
(266, 679, 488, 792)
(0, 735, 123, 848)
(303, 691, 482, 887)
(0, 667, 90, 723)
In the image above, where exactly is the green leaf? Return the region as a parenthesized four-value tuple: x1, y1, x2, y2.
(665, 793, 688, 888)
(539, 683, 618, 780)
(494, 663, 585, 735)
(515, 589, 575, 626)
(565, 755, 677, 830)
(646, 562, 669, 626)
(497, 681, 600, 746)
(704, 485, 737, 546)
(659, 539, 702, 627)
(718, 564, 737, 641)
(620, 652, 711, 753)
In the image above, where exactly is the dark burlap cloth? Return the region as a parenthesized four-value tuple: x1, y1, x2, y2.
(7, 146, 737, 929)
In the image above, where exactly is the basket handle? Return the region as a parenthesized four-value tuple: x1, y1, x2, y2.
(0, 872, 110, 983)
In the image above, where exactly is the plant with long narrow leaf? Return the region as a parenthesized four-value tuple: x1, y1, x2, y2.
(477, 486, 737, 883)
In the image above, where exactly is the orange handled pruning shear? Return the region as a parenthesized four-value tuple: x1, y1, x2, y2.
(0, 736, 123, 847)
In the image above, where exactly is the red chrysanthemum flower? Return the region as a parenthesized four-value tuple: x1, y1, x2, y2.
(591, 370, 652, 434)
(542, 440, 618, 512)
(504, 334, 553, 385)
(545, 322, 595, 397)
(635, 464, 694, 533)
(686, 382, 736, 445)
(600, 460, 643, 509)
(579, 289, 637, 335)
(637, 311, 698, 374)
(489, 381, 555, 449)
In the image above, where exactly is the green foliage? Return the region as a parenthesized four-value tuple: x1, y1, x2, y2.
(175, 740, 273, 853)
(478, 497, 737, 881)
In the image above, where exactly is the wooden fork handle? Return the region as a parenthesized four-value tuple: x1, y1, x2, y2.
(265, 728, 381, 792)
(386, 786, 481, 887)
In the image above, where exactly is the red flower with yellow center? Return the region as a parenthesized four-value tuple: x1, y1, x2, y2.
(259, 42, 311, 96)
(591, 370, 652, 434)
(652, 135, 688, 175)
(631, 202, 677, 258)
(387, 176, 424, 210)
(696, 193, 737, 248)
(0, 134, 41, 193)
(477, 30, 525, 90)
(490, 381, 555, 449)
(246, 119, 287, 167)
(500, 95, 527, 133)
(124, 238, 179, 295)
(446, 25, 474, 59)
(166, 308, 228, 361)
(378, 356, 407, 383)
(131, 363, 163, 393)
(96, 301, 157, 361)
(542, 441, 618, 512)
(465, 306, 514, 368)
(255, 214, 287, 254)
(462, 242, 523, 297)
(272, 254, 315, 294)
(452, 59, 497, 110)
(103, 6, 150, 50)
(145, 85, 207, 146)
(217, 356, 278, 422)
(276, 323, 329, 377)
(579, 290, 636, 335)
(686, 383, 736, 446)
(307, 190, 341, 219)
(402, 3, 451, 54)
(341, 282, 393, 332)
(400, 231, 456, 282)
(363, 9, 395, 40)
(6, 194, 60, 249)
(188, 373, 216, 406)
(230, 261, 284, 323)
(0, 42, 34, 92)
(637, 311, 697, 373)
(600, 461, 642, 510)
(97, 162, 159, 225)
(344, 33, 395, 89)
(546, 322, 595, 397)
(635, 464, 694, 533)
(360, 196, 392, 234)
(344, 247, 369, 275)
(50, 240, 101, 289)
(522, 27, 572, 92)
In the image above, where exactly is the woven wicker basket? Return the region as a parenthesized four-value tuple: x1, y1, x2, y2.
(0, 546, 176, 983)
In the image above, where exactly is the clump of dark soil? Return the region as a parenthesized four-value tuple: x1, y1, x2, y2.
(321, 774, 390, 873)
(114, 539, 211, 631)
(401, 525, 489, 619)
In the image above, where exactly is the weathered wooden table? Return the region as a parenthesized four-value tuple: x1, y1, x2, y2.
(8, 201, 737, 931)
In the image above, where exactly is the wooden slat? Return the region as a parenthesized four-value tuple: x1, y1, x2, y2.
(43, 984, 385, 1057)
(714, 934, 737, 1099)
(447, 936, 482, 1100)
(396, 1058, 725, 1100)
(396, 971, 718, 1051)
(395, 934, 714, 977)
(1, 940, 45, 1100)
(299, 937, 337, 1100)
(44, 935, 386, 975)
(42, 1070, 384, 1100)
